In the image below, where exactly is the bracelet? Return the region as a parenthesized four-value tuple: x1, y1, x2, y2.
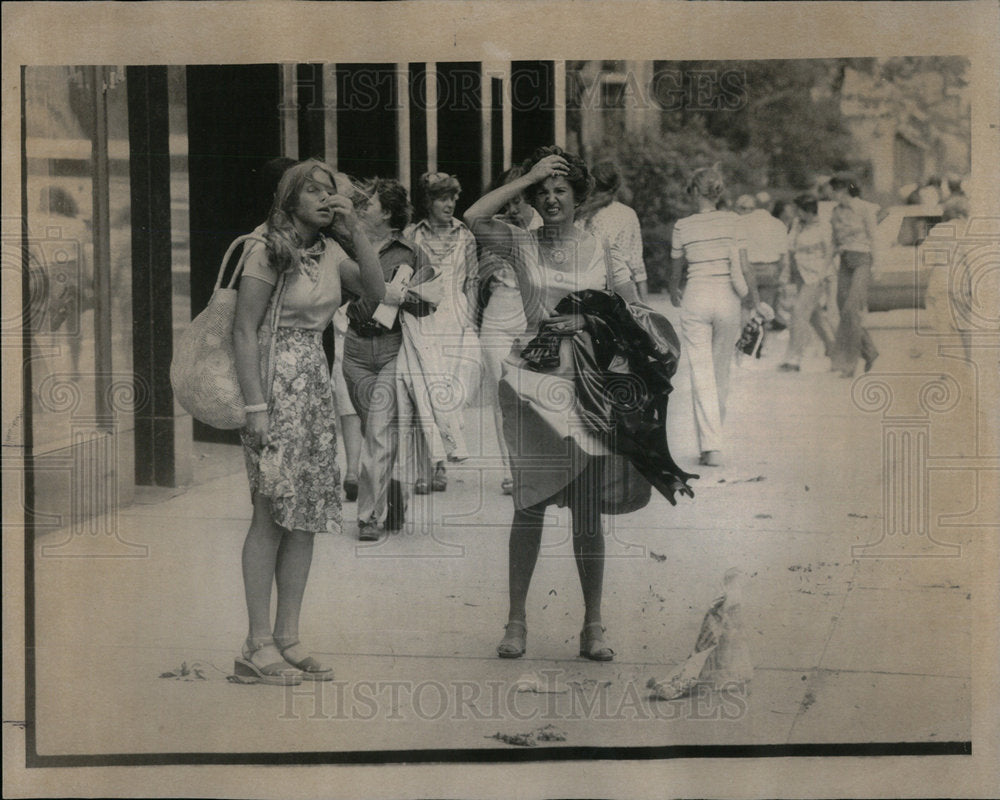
(244, 403, 268, 414)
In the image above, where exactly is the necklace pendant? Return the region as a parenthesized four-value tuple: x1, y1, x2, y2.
(551, 248, 567, 264)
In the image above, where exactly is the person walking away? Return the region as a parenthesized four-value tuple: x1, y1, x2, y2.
(828, 174, 879, 377)
(779, 196, 836, 371)
(669, 166, 761, 468)
(923, 197, 975, 361)
(735, 193, 790, 329)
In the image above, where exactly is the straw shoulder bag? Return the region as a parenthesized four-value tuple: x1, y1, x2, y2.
(170, 234, 286, 429)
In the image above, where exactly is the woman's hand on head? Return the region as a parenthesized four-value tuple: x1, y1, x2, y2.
(527, 154, 569, 184)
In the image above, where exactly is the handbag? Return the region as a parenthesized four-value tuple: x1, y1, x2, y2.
(170, 234, 286, 429)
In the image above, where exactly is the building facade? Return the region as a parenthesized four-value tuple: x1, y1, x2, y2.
(11, 61, 583, 543)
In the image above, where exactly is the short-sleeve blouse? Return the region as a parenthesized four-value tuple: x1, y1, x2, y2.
(477, 219, 629, 333)
(241, 236, 347, 331)
(671, 209, 746, 279)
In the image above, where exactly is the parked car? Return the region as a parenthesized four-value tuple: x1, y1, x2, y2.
(869, 205, 943, 311)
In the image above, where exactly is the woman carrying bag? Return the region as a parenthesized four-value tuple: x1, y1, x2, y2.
(232, 160, 386, 684)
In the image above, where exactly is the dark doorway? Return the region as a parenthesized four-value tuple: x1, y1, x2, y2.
(185, 64, 284, 443)
(511, 61, 555, 165)
(335, 64, 398, 181)
(435, 62, 482, 219)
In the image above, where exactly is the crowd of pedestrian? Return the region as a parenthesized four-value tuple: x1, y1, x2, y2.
(225, 149, 971, 684)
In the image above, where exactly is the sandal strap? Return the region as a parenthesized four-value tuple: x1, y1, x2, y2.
(241, 639, 302, 676)
(276, 640, 331, 673)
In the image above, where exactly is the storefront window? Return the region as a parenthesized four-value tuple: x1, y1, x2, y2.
(24, 66, 100, 450)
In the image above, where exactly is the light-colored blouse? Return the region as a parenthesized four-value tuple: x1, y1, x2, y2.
(241, 236, 348, 331)
(474, 219, 629, 334)
(578, 201, 648, 284)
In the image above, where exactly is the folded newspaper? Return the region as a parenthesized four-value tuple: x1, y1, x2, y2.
(647, 568, 753, 700)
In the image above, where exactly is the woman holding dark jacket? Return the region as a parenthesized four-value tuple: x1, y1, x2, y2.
(465, 146, 695, 662)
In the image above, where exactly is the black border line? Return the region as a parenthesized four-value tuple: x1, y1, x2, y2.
(26, 742, 971, 768)
(22, 60, 40, 769)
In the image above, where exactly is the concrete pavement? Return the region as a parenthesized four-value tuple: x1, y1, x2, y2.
(25, 296, 986, 758)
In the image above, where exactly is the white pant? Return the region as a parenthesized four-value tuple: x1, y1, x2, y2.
(680, 276, 742, 454)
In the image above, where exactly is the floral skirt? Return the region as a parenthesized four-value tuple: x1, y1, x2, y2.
(241, 327, 342, 534)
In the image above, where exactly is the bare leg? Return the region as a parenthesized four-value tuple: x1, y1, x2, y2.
(242, 494, 282, 641)
(568, 467, 605, 626)
(272, 529, 317, 665)
(507, 503, 546, 623)
(241, 494, 285, 668)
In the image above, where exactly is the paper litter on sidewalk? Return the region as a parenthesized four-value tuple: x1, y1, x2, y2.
(648, 567, 753, 700)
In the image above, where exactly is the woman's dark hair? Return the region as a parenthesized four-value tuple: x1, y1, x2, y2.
(794, 195, 818, 216)
(356, 177, 412, 231)
(521, 145, 592, 204)
(591, 161, 622, 195)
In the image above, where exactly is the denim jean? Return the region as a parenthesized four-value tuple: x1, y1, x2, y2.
(342, 329, 409, 526)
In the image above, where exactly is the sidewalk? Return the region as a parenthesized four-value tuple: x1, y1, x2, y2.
(27, 298, 978, 758)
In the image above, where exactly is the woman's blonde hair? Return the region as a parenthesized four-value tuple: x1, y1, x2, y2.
(265, 159, 339, 274)
(687, 163, 726, 203)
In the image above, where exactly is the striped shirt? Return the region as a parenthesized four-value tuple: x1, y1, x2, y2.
(671, 209, 747, 278)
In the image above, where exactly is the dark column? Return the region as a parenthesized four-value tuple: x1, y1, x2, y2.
(491, 76, 504, 182)
(436, 62, 483, 216)
(511, 60, 556, 164)
(127, 66, 178, 486)
(335, 64, 399, 180)
(186, 64, 283, 443)
(297, 63, 326, 161)
(409, 63, 429, 191)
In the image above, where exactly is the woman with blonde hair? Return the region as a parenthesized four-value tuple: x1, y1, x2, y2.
(233, 160, 385, 683)
(668, 164, 760, 468)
